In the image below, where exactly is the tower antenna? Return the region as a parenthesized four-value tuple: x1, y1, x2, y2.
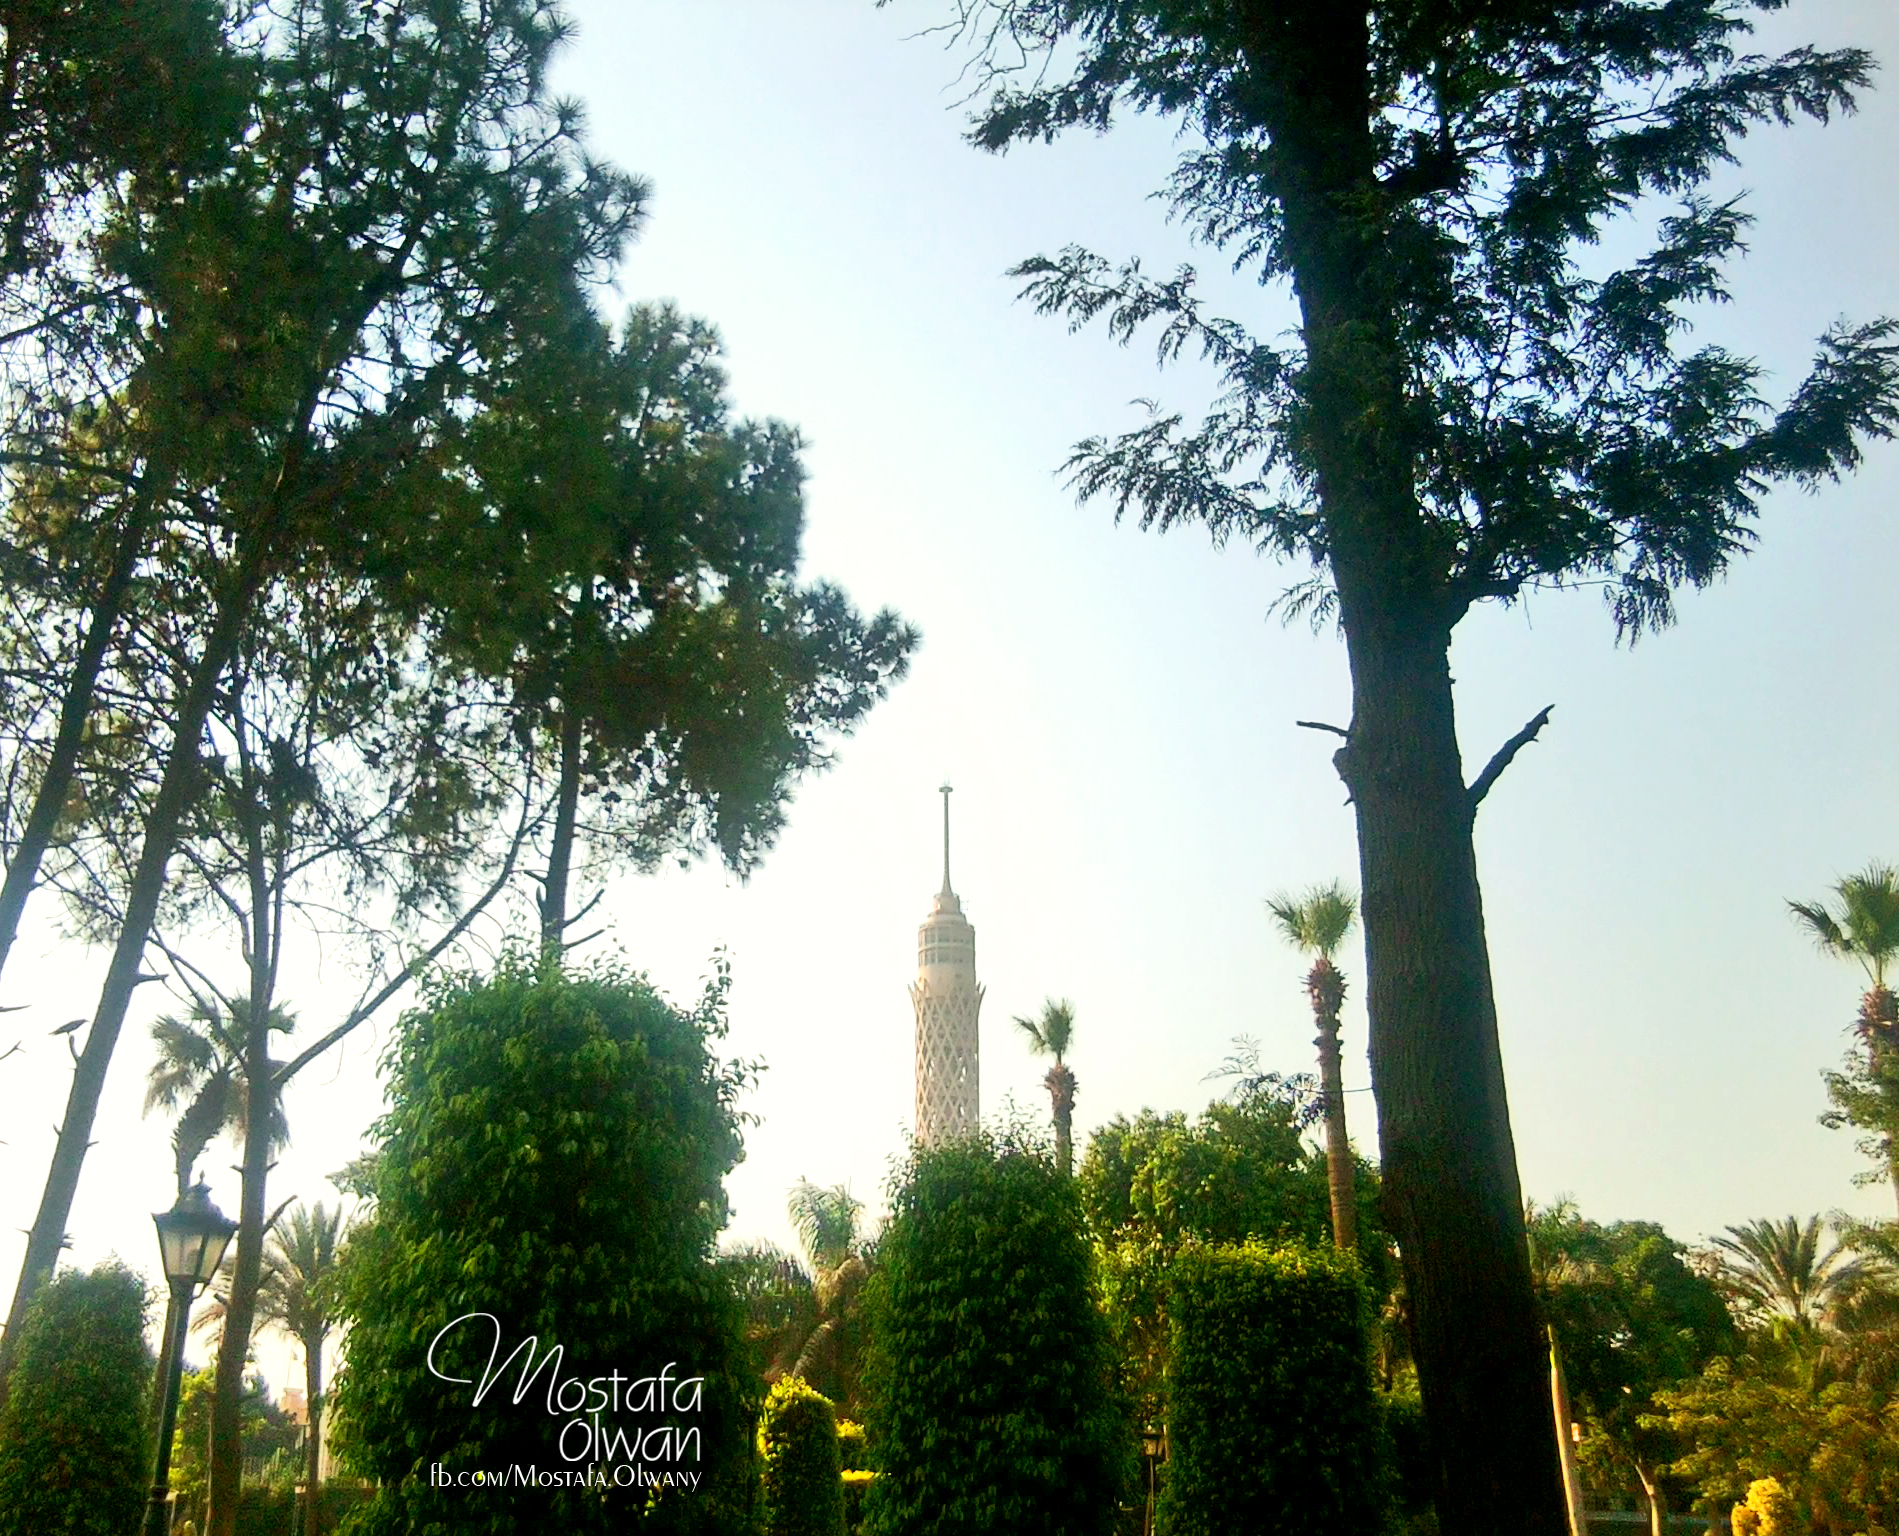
(939, 781, 953, 894)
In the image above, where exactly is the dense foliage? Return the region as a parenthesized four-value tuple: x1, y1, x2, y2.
(862, 1130, 1128, 1536)
(1157, 1242, 1386, 1536)
(1792, 863, 1899, 1213)
(0, 1262, 151, 1536)
(167, 1367, 302, 1535)
(759, 1377, 845, 1536)
(331, 956, 759, 1534)
(1081, 1089, 1387, 1426)
(1649, 1357, 1899, 1536)
(728, 1183, 875, 1414)
(1528, 1203, 1734, 1517)
(834, 1420, 867, 1473)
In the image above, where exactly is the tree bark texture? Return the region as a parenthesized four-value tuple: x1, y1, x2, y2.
(1046, 1061, 1076, 1177)
(303, 1336, 323, 1536)
(1231, 5, 1568, 1528)
(1309, 957, 1357, 1251)
(1314, 1013, 1357, 1252)
(1332, 610, 1563, 1534)
(0, 559, 262, 1398)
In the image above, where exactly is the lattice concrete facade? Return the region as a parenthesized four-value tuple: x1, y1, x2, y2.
(912, 785, 981, 1144)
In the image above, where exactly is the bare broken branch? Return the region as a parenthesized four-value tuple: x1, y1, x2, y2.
(1467, 705, 1555, 811)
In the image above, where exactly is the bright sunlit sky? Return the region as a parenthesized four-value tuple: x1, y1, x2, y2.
(3, 1, 1898, 1393)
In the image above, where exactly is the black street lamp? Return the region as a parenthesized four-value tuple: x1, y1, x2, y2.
(1140, 1424, 1165, 1536)
(144, 1182, 237, 1536)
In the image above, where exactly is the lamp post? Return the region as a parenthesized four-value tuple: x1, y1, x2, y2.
(145, 1182, 237, 1536)
(1140, 1424, 1164, 1536)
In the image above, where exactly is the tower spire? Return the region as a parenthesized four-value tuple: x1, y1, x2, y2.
(939, 781, 954, 895)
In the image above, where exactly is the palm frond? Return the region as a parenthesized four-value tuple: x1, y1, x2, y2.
(143, 1015, 223, 1114)
(788, 1180, 864, 1275)
(1013, 998, 1076, 1061)
(1789, 862, 1899, 988)
(1789, 900, 1849, 953)
(255, 1201, 346, 1348)
(145, 994, 296, 1163)
(1265, 881, 1356, 959)
(169, 1076, 234, 1194)
(1710, 1215, 1866, 1327)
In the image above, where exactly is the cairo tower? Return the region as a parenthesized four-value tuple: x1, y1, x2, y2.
(911, 784, 981, 1143)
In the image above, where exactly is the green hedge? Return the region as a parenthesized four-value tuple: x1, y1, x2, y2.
(332, 956, 759, 1535)
(0, 1261, 152, 1536)
(760, 1378, 844, 1536)
(862, 1129, 1129, 1536)
(1158, 1242, 1387, 1536)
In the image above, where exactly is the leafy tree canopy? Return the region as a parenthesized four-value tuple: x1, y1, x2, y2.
(1081, 1092, 1380, 1267)
(924, 0, 1899, 639)
(1528, 1201, 1734, 1510)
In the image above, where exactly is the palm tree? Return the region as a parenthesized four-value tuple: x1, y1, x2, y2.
(190, 1202, 345, 1536)
(1266, 882, 1358, 1250)
(740, 1180, 875, 1414)
(726, 1239, 819, 1383)
(1790, 863, 1899, 1213)
(1013, 998, 1078, 1175)
(1709, 1216, 1868, 1331)
(257, 1203, 344, 1536)
(142, 995, 293, 1196)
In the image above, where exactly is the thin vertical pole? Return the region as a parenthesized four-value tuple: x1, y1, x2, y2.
(144, 1279, 194, 1536)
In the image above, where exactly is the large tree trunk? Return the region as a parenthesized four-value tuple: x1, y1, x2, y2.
(0, 561, 261, 1399)
(1312, 972, 1357, 1250)
(1332, 609, 1563, 1535)
(0, 458, 173, 984)
(538, 705, 583, 950)
(1237, 4, 1568, 1527)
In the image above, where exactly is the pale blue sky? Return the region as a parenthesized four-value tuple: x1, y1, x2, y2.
(2, 1, 1895, 1389)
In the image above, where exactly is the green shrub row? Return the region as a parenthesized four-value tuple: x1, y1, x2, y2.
(760, 1377, 845, 1536)
(862, 1129, 1130, 1536)
(1159, 1241, 1388, 1536)
(0, 1261, 152, 1536)
(331, 957, 761, 1535)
